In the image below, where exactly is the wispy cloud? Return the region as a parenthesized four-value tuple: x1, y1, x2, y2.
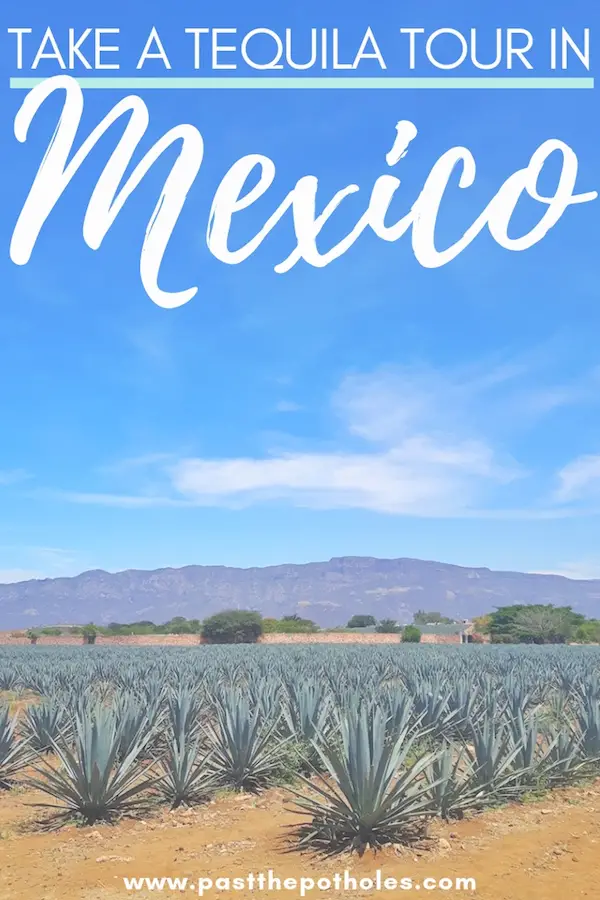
(97, 453, 178, 477)
(35, 358, 600, 518)
(39, 363, 521, 515)
(168, 440, 513, 516)
(275, 400, 303, 413)
(0, 469, 30, 486)
(554, 454, 600, 503)
(334, 359, 600, 444)
(38, 490, 191, 509)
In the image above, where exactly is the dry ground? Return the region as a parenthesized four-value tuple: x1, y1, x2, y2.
(0, 780, 598, 899)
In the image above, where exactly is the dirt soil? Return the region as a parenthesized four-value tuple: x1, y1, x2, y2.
(0, 781, 598, 899)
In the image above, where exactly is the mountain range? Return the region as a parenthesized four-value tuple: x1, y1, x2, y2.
(0, 556, 600, 629)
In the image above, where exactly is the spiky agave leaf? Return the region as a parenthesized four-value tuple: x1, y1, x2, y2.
(167, 686, 202, 741)
(26, 704, 156, 824)
(282, 681, 333, 772)
(381, 692, 414, 743)
(502, 674, 535, 722)
(574, 691, 600, 760)
(207, 690, 289, 791)
(247, 675, 283, 726)
(465, 713, 529, 803)
(544, 727, 588, 786)
(506, 711, 561, 788)
(445, 678, 480, 739)
(155, 732, 217, 808)
(288, 705, 439, 857)
(114, 692, 162, 761)
(544, 690, 573, 729)
(411, 682, 459, 740)
(0, 668, 21, 693)
(283, 681, 332, 742)
(425, 744, 488, 820)
(23, 701, 70, 754)
(0, 707, 34, 788)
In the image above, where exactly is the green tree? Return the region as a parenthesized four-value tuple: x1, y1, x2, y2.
(347, 615, 376, 628)
(259, 615, 318, 634)
(487, 604, 585, 644)
(81, 623, 98, 645)
(402, 625, 422, 643)
(413, 610, 454, 626)
(375, 618, 401, 634)
(574, 619, 600, 643)
(26, 629, 39, 645)
(201, 610, 263, 644)
(274, 616, 318, 634)
(472, 614, 491, 634)
(130, 622, 158, 635)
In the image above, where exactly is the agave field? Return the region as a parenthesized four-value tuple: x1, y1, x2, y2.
(0, 643, 599, 856)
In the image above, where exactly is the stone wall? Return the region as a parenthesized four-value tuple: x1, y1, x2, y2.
(0, 631, 488, 647)
(0, 632, 400, 647)
(420, 633, 462, 644)
(261, 632, 400, 644)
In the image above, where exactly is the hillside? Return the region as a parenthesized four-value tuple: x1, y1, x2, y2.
(0, 556, 599, 629)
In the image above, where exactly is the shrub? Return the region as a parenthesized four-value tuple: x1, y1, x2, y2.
(402, 625, 422, 643)
(375, 619, 401, 634)
(160, 617, 202, 635)
(260, 616, 318, 634)
(347, 615, 376, 628)
(201, 610, 263, 644)
(274, 616, 318, 634)
(81, 624, 98, 645)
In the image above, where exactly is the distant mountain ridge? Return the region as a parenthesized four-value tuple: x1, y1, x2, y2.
(1, 556, 600, 630)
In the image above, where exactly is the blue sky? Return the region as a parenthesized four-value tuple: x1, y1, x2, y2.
(1, 0, 600, 586)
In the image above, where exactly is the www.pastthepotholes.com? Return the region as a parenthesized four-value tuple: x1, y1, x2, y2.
(122, 871, 477, 895)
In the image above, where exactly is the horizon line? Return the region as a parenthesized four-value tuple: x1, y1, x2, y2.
(9, 76, 595, 90)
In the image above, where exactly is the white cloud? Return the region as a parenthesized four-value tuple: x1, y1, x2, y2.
(275, 400, 303, 413)
(153, 364, 522, 514)
(333, 364, 483, 443)
(555, 454, 600, 502)
(334, 361, 600, 444)
(169, 438, 511, 515)
(0, 469, 30, 486)
(37, 490, 190, 509)
(97, 453, 177, 476)
(44, 359, 600, 518)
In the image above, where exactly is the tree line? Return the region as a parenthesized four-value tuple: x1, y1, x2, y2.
(22, 603, 600, 645)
